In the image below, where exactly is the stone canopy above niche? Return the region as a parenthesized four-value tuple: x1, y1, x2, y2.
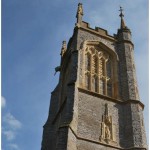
(99, 103, 117, 145)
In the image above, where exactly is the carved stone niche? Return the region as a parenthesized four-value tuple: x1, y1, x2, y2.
(99, 104, 117, 145)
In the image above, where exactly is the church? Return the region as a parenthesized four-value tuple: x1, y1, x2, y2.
(41, 3, 147, 150)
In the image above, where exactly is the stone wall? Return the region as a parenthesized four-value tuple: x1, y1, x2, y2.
(75, 91, 147, 149)
(77, 29, 115, 52)
(131, 104, 147, 148)
(77, 92, 120, 147)
(41, 84, 60, 150)
(77, 139, 119, 150)
(67, 128, 77, 150)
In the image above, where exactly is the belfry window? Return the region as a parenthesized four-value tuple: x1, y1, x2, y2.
(83, 44, 116, 98)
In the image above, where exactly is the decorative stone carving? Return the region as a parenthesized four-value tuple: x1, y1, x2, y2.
(77, 3, 83, 16)
(76, 3, 83, 27)
(99, 104, 116, 145)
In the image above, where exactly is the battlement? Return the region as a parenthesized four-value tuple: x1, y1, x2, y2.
(76, 21, 116, 41)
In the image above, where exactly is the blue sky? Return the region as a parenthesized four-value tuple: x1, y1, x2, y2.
(2, 0, 148, 149)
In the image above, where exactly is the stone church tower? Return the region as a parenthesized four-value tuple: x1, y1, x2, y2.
(41, 4, 147, 150)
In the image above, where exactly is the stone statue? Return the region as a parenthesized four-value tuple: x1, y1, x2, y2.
(100, 104, 116, 144)
(105, 126, 110, 139)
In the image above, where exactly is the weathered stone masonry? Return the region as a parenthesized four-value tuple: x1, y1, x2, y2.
(41, 4, 147, 150)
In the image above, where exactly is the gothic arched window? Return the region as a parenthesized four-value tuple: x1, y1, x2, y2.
(82, 43, 118, 98)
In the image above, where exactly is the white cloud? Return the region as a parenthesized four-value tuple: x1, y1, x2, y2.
(1, 96, 6, 108)
(2, 113, 22, 143)
(3, 113, 22, 130)
(9, 143, 19, 150)
(3, 130, 15, 141)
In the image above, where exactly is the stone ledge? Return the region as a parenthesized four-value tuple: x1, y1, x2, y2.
(69, 126, 121, 149)
(68, 126, 147, 150)
(78, 87, 144, 109)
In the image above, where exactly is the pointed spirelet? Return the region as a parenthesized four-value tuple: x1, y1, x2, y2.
(119, 6, 126, 29)
(76, 3, 83, 26)
(60, 41, 67, 56)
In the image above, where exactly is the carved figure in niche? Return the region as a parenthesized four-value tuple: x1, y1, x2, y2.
(100, 104, 116, 144)
(105, 126, 110, 139)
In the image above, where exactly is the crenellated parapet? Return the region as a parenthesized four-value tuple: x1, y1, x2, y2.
(75, 21, 116, 42)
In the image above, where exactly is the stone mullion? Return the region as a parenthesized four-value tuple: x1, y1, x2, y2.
(91, 54, 95, 91)
(94, 54, 99, 93)
(104, 60, 107, 95)
(99, 57, 103, 76)
(99, 57, 102, 94)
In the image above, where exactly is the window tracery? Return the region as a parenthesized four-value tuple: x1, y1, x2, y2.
(82, 44, 117, 98)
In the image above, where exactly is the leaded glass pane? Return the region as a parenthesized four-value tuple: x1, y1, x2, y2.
(107, 82, 112, 97)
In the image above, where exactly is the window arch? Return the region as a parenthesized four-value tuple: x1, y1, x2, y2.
(82, 42, 118, 98)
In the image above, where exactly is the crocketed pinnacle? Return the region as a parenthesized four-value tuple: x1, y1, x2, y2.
(76, 3, 83, 25)
(76, 3, 83, 18)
